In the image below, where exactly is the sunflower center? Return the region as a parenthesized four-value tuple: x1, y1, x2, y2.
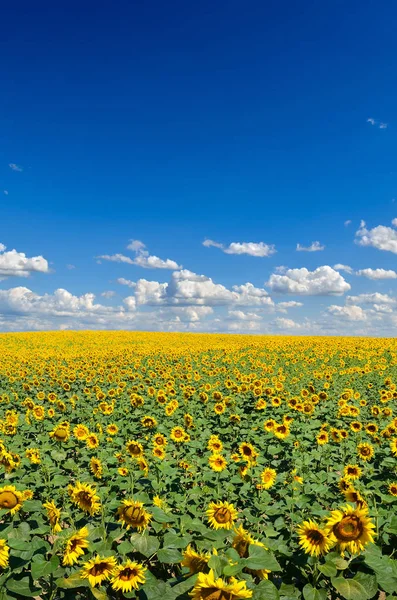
(124, 506, 145, 525)
(0, 491, 18, 509)
(77, 492, 93, 506)
(90, 563, 108, 576)
(214, 507, 231, 524)
(129, 446, 141, 456)
(308, 530, 325, 544)
(120, 568, 138, 581)
(201, 589, 232, 600)
(333, 516, 363, 541)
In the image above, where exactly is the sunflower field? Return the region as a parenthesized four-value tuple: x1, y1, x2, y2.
(0, 331, 397, 600)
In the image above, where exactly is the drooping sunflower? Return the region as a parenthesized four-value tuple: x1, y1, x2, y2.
(25, 448, 41, 464)
(297, 520, 334, 557)
(68, 482, 101, 515)
(50, 425, 70, 442)
(90, 457, 103, 479)
(325, 504, 376, 554)
(0, 539, 9, 569)
(152, 446, 166, 460)
(259, 468, 277, 490)
(126, 440, 144, 457)
(62, 527, 90, 566)
(343, 464, 362, 480)
(0, 485, 24, 515)
(190, 570, 253, 599)
(343, 488, 366, 508)
(117, 499, 152, 531)
(357, 443, 374, 462)
(111, 560, 147, 593)
(232, 525, 269, 580)
(208, 454, 227, 472)
(43, 500, 62, 533)
(207, 501, 238, 530)
(181, 544, 211, 574)
(80, 555, 117, 587)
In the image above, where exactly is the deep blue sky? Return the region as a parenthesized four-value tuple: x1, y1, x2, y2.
(1, 1, 397, 334)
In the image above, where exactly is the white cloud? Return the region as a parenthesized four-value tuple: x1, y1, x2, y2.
(203, 239, 276, 257)
(379, 122, 388, 129)
(117, 277, 136, 288)
(101, 290, 116, 298)
(9, 163, 23, 172)
(367, 118, 376, 125)
(392, 218, 397, 227)
(355, 219, 397, 254)
(3, 190, 8, 196)
(356, 268, 397, 280)
(344, 220, 352, 227)
(346, 292, 396, 305)
(98, 240, 182, 270)
(267, 266, 350, 296)
(228, 310, 262, 321)
(327, 304, 367, 321)
(367, 118, 388, 129)
(333, 264, 353, 274)
(272, 317, 302, 329)
(276, 301, 303, 313)
(296, 241, 325, 252)
(66, 264, 76, 270)
(0, 244, 49, 278)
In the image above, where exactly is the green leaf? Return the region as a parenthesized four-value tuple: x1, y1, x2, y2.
(353, 573, 378, 599)
(325, 552, 349, 570)
(331, 577, 371, 600)
(171, 575, 198, 597)
(130, 533, 160, 557)
(55, 573, 90, 589)
(163, 532, 191, 549)
(7, 538, 31, 551)
(5, 576, 41, 598)
(303, 584, 327, 600)
(91, 588, 108, 600)
(318, 563, 337, 578)
(151, 507, 175, 523)
(117, 540, 135, 555)
(245, 545, 281, 572)
(31, 555, 59, 580)
(253, 579, 280, 600)
(157, 547, 183, 564)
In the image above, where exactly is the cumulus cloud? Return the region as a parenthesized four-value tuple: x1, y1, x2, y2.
(356, 268, 397, 280)
(117, 277, 136, 288)
(9, 163, 23, 172)
(276, 301, 303, 313)
(346, 292, 396, 305)
(296, 241, 325, 252)
(327, 304, 367, 321)
(367, 118, 388, 129)
(0, 244, 50, 279)
(355, 219, 397, 254)
(203, 239, 276, 257)
(66, 264, 76, 270)
(228, 310, 262, 321)
(267, 266, 350, 296)
(344, 220, 352, 227)
(272, 317, 302, 329)
(333, 264, 353, 274)
(98, 240, 182, 270)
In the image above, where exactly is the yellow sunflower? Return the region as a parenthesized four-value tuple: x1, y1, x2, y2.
(90, 457, 103, 479)
(181, 545, 211, 574)
(259, 468, 277, 490)
(68, 482, 101, 515)
(73, 424, 89, 440)
(297, 520, 333, 556)
(0, 485, 24, 515)
(343, 464, 362, 480)
(207, 501, 238, 530)
(43, 500, 62, 533)
(117, 499, 152, 531)
(390, 438, 397, 457)
(80, 555, 117, 587)
(208, 454, 227, 472)
(62, 527, 90, 566)
(190, 570, 252, 599)
(152, 446, 166, 460)
(325, 504, 376, 554)
(170, 426, 187, 443)
(126, 440, 144, 457)
(388, 482, 397, 497)
(111, 560, 146, 593)
(0, 540, 9, 569)
(357, 443, 374, 462)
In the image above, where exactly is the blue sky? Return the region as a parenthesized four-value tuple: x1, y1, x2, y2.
(1, 0, 397, 334)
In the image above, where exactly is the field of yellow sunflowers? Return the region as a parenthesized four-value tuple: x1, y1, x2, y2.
(0, 331, 397, 600)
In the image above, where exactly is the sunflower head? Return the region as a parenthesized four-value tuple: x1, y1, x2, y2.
(206, 501, 238, 530)
(297, 520, 333, 557)
(325, 504, 376, 554)
(117, 499, 152, 531)
(111, 560, 146, 593)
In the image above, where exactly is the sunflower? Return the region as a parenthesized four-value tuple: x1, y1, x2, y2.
(62, 527, 90, 566)
(111, 560, 146, 593)
(207, 501, 238, 530)
(107, 424, 118, 435)
(357, 443, 374, 461)
(74, 424, 89, 440)
(181, 545, 211, 574)
(90, 457, 103, 479)
(68, 482, 101, 515)
(152, 446, 166, 460)
(43, 500, 62, 533)
(325, 504, 376, 554)
(239, 443, 258, 464)
(297, 520, 333, 556)
(317, 432, 329, 445)
(86, 434, 99, 449)
(50, 425, 70, 442)
(118, 467, 129, 476)
(126, 440, 144, 457)
(0, 485, 24, 515)
(208, 454, 227, 472)
(190, 570, 252, 599)
(343, 464, 362, 480)
(170, 426, 187, 443)
(25, 448, 40, 464)
(117, 499, 152, 531)
(388, 482, 397, 497)
(214, 403, 226, 415)
(207, 436, 223, 452)
(0, 540, 9, 569)
(338, 477, 352, 493)
(152, 433, 167, 447)
(232, 524, 266, 558)
(343, 488, 366, 508)
(259, 468, 277, 490)
(264, 419, 276, 432)
(390, 438, 397, 457)
(80, 555, 117, 587)
(350, 421, 362, 432)
(141, 416, 157, 429)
